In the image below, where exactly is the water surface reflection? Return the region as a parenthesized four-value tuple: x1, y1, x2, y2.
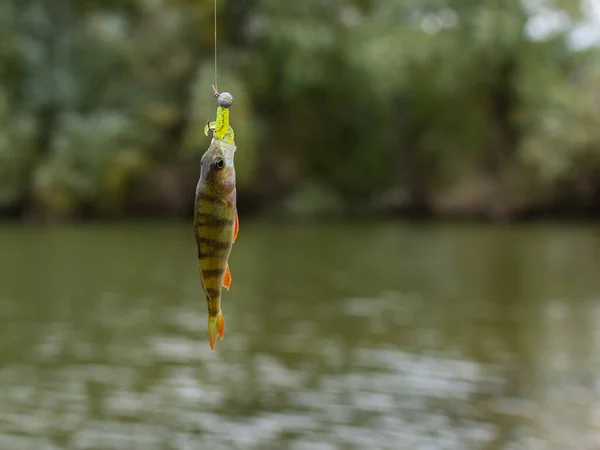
(0, 222, 599, 449)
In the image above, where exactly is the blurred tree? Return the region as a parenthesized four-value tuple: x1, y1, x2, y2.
(0, 0, 599, 220)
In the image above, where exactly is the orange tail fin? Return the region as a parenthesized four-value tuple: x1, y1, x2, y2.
(208, 311, 225, 351)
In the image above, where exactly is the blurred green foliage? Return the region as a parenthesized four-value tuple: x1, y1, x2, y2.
(1, 0, 599, 220)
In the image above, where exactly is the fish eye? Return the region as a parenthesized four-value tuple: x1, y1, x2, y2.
(215, 157, 225, 170)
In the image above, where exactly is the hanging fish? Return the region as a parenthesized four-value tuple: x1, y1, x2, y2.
(193, 89, 239, 351)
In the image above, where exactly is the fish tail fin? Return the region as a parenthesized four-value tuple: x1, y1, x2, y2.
(208, 310, 225, 351)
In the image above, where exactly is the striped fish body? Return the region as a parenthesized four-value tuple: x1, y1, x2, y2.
(193, 138, 238, 351)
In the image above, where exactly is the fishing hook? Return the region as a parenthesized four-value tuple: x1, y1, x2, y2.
(206, 119, 215, 134)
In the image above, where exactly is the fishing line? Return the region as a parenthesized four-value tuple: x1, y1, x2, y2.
(213, 0, 218, 92)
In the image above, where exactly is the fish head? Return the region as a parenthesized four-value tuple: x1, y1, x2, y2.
(199, 138, 237, 201)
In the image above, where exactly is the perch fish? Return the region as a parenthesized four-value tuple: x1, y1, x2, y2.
(193, 90, 239, 351)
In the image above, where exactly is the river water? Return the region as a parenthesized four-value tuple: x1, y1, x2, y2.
(0, 221, 599, 449)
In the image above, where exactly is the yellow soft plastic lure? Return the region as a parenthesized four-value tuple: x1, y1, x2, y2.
(204, 86, 235, 143)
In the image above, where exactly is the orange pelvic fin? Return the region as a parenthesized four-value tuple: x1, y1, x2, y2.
(208, 311, 225, 351)
(233, 208, 239, 243)
(223, 264, 232, 290)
